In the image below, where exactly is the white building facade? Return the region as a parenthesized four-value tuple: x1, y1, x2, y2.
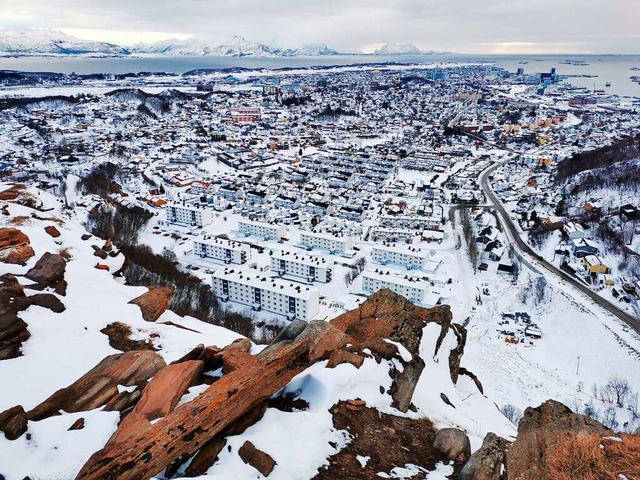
(271, 251, 332, 283)
(371, 245, 426, 270)
(362, 271, 426, 304)
(212, 269, 319, 321)
(193, 238, 249, 264)
(166, 203, 213, 227)
(238, 220, 287, 241)
(299, 231, 353, 254)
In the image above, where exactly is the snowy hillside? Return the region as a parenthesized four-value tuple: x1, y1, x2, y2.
(374, 43, 422, 55)
(0, 29, 129, 57)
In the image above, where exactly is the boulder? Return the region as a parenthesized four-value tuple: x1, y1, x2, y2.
(326, 349, 365, 369)
(433, 428, 471, 464)
(128, 287, 174, 322)
(44, 226, 61, 238)
(458, 432, 510, 480)
(25, 252, 66, 294)
(27, 293, 65, 313)
(0, 228, 35, 265)
(27, 350, 166, 421)
(0, 405, 28, 440)
(390, 356, 424, 413)
(506, 399, 610, 480)
(238, 441, 277, 477)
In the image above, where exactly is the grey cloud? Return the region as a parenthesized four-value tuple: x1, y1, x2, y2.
(0, 0, 638, 53)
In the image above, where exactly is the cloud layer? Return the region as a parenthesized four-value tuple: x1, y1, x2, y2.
(1, 0, 638, 53)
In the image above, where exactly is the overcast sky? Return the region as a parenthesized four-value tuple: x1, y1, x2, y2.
(1, 0, 638, 54)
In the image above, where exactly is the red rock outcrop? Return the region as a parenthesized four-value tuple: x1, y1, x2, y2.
(27, 350, 166, 421)
(329, 289, 457, 412)
(128, 287, 174, 322)
(0, 228, 35, 265)
(106, 360, 204, 446)
(77, 320, 349, 480)
(506, 399, 611, 480)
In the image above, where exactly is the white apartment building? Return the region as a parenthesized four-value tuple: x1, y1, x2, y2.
(193, 237, 249, 264)
(166, 203, 213, 227)
(299, 231, 353, 254)
(371, 245, 427, 270)
(271, 250, 333, 283)
(362, 270, 427, 304)
(212, 269, 319, 321)
(238, 219, 287, 241)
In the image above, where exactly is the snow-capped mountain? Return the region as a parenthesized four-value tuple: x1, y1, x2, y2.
(373, 43, 449, 55)
(0, 29, 129, 57)
(131, 37, 342, 57)
(279, 43, 340, 57)
(374, 43, 422, 55)
(131, 36, 277, 57)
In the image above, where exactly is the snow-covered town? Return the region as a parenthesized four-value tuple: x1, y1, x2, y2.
(1, 55, 640, 479)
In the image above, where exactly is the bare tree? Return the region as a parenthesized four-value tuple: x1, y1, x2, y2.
(500, 404, 523, 425)
(605, 376, 631, 408)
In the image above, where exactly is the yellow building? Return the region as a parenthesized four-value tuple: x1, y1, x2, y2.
(582, 255, 609, 274)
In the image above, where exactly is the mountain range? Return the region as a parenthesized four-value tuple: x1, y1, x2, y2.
(0, 29, 449, 58)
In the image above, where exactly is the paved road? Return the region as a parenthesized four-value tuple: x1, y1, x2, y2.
(478, 161, 640, 334)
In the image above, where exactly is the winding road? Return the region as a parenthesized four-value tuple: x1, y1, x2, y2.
(478, 161, 640, 334)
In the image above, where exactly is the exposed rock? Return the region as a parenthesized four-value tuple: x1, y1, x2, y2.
(196, 345, 223, 370)
(346, 398, 366, 407)
(458, 433, 510, 480)
(77, 320, 348, 479)
(93, 249, 108, 260)
(390, 356, 425, 413)
(0, 228, 35, 265)
(68, 417, 85, 431)
(27, 293, 65, 313)
(44, 226, 61, 238)
(506, 399, 610, 480)
(171, 344, 205, 364)
(27, 350, 166, 421)
(448, 324, 467, 384)
(81, 233, 92, 241)
(24, 252, 67, 294)
(239, 441, 277, 477)
(314, 401, 447, 480)
(0, 184, 26, 201)
(100, 322, 158, 352)
(225, 401, 268, 436)
(0, 405, 28, 440)
(103, 239, 113, 251)
(106, 360, 204, 446)
(0, 313, 30, 360)
(326, 349, 365, 369)
(128, 287, 174, 322)
(459, 367, 484, 394)
(183, 437, 227, 477)
(329, 289, 457, 412)
(268, 391, 309, 412)
(103, 390, 142, 413)
(433, 428, 471, 464)
(440, 392, 456, 409)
